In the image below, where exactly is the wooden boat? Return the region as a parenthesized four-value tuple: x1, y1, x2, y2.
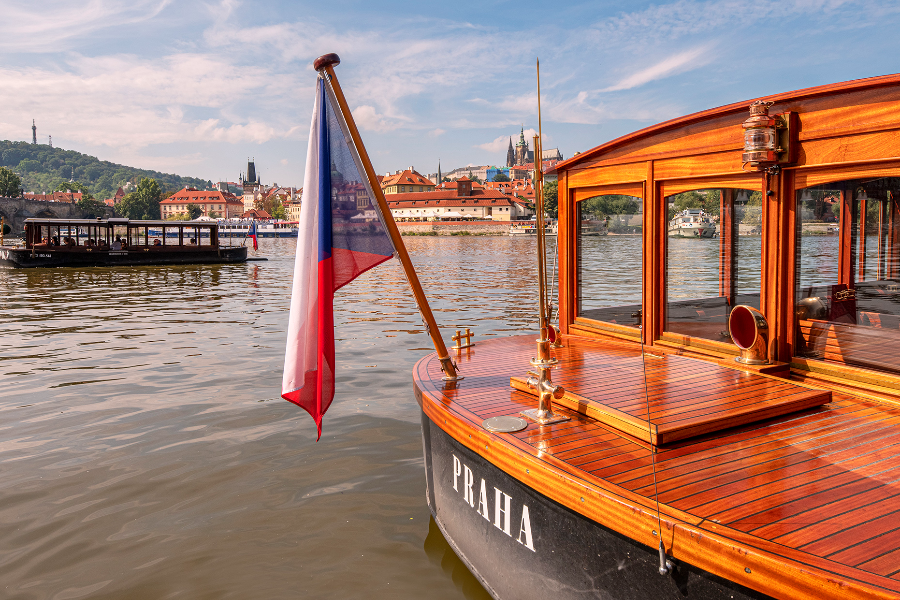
(0, 217, 247, 268)
(414, 73, 900, 599)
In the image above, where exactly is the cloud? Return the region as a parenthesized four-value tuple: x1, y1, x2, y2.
(0, 0, 172, 51)
(602, 45, 714, 92)
(429, 128, 445, 137)
(352, 105, 404, 133)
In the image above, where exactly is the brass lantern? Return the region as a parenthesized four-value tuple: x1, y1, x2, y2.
(742, 100, 779, 167)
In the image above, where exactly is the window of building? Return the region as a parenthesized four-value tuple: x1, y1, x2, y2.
(664, 188, 761, 342)
(795, 177, 900, 374)
(577, 194, 643, 328)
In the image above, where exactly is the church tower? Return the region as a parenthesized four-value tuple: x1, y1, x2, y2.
(506, 137, 514, 167)
(437, 160, 442, 184)
(514, 127, 530, 166)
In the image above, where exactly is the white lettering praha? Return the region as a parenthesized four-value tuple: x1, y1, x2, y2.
(451, 454, 535, 552)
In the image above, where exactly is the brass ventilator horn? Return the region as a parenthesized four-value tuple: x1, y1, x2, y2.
(729, 305, 771, 365)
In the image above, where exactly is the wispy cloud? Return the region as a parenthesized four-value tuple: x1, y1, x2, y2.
(0, 0, 172, 51)
(602, 45, 714, 92)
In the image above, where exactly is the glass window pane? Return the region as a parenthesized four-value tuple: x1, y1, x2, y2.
(576, 195, 642, 328)
(795, 177, 900, 374)
(665, 189, 761, 342)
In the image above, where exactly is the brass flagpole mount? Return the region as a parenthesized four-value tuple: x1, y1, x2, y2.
(519, 57, 567, 426)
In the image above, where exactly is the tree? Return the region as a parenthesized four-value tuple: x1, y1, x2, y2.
(76, 195, 108, 218)
(493, 173, 511, 182)
(117, 177, 162, 220)
(543, 180, 558, 218)
(0, 166, 22, 197)
(442, 177, 450, 183)
(186, 203, 203, 220)
(167, 212, 189, 221)
(56, 180, 90, 194)
(262, 196, 286, 220)
(271, 201, 286, 220)
(740, 191, 763, 226)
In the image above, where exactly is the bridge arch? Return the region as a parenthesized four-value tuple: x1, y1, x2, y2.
(34, 209, 59, 219)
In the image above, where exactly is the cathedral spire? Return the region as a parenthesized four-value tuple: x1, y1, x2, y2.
(506, 137, 514, 168)
(437, 160, 442, 184)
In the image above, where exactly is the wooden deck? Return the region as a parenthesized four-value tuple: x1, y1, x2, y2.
(415, 334, 900, 599)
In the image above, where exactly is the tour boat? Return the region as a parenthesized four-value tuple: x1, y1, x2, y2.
(668, 208, 717, 238)
(414, 72, 900, 600)
(218, 220, 299, 238)
(0, 217, 247, 268)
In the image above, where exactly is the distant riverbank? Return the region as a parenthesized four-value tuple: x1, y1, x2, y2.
(398, 221, 511, 236)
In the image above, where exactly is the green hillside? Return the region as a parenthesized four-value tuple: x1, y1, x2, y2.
(0, 141, 212, 200)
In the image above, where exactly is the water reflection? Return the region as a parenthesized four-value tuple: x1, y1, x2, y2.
(0, 236, 547, 599)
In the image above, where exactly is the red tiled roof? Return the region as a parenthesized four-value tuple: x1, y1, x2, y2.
(160, 188, 242, 205)
(24, 192, 82, 203)
(385, 188, 527, 209)
(381, 169, 434, 188)
(241, 209, 272, 219)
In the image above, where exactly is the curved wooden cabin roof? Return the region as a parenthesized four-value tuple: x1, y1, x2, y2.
(555, 72, 900, 184)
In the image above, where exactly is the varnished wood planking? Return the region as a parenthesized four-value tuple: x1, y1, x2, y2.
(417, 338, 898, 598)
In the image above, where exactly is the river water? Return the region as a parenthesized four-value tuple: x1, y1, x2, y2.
(0, 236, 550, 600)
(0, 233, 843, 599)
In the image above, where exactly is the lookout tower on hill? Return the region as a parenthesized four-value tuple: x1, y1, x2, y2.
(32, 120, 36, 144)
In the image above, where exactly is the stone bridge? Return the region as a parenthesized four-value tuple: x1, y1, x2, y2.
(0, 196, 113, 234)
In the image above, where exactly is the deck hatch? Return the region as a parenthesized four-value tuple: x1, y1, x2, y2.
(511, 345, 831, 445)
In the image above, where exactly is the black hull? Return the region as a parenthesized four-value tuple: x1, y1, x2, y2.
(420, 410, 772, 600)
(0, 246, 248, 268)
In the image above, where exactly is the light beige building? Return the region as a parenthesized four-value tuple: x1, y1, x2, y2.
(160, 188, 244, 219)
(385, 177, 532, 221)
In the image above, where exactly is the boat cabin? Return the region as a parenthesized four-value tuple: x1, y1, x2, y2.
(555, 73, 900, 402)
(24, 218, 220, 251)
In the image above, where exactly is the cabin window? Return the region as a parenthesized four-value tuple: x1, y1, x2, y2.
(576, 195, 643, 328)
(665, 188, 762, 343)
(795, 177, 900, 374)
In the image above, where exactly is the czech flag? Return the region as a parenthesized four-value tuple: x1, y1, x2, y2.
(248, 220, 258, 250)
(281, 75, 396, 438)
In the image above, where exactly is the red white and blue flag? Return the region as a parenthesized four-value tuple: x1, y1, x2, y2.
(248, 220, 258, 251)
(282, 76, 396, 438)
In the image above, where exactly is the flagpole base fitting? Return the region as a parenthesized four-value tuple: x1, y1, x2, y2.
(439, 357, 463, 381)
(482, 416, 528, 433)
(520, 408, 569, 425)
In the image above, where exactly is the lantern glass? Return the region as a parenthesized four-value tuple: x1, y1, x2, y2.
(744, 127, 776, 152)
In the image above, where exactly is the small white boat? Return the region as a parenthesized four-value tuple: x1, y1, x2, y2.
(667, 208, 716, 238)
(509, 221, 558, 236)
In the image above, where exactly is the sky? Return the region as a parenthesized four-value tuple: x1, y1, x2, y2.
(2, 0, 900, 189)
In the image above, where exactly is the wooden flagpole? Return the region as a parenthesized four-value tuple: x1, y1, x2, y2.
(313, 53, 460, 380)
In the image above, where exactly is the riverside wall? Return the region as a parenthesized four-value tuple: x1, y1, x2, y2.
(397, 221, 514, 236)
